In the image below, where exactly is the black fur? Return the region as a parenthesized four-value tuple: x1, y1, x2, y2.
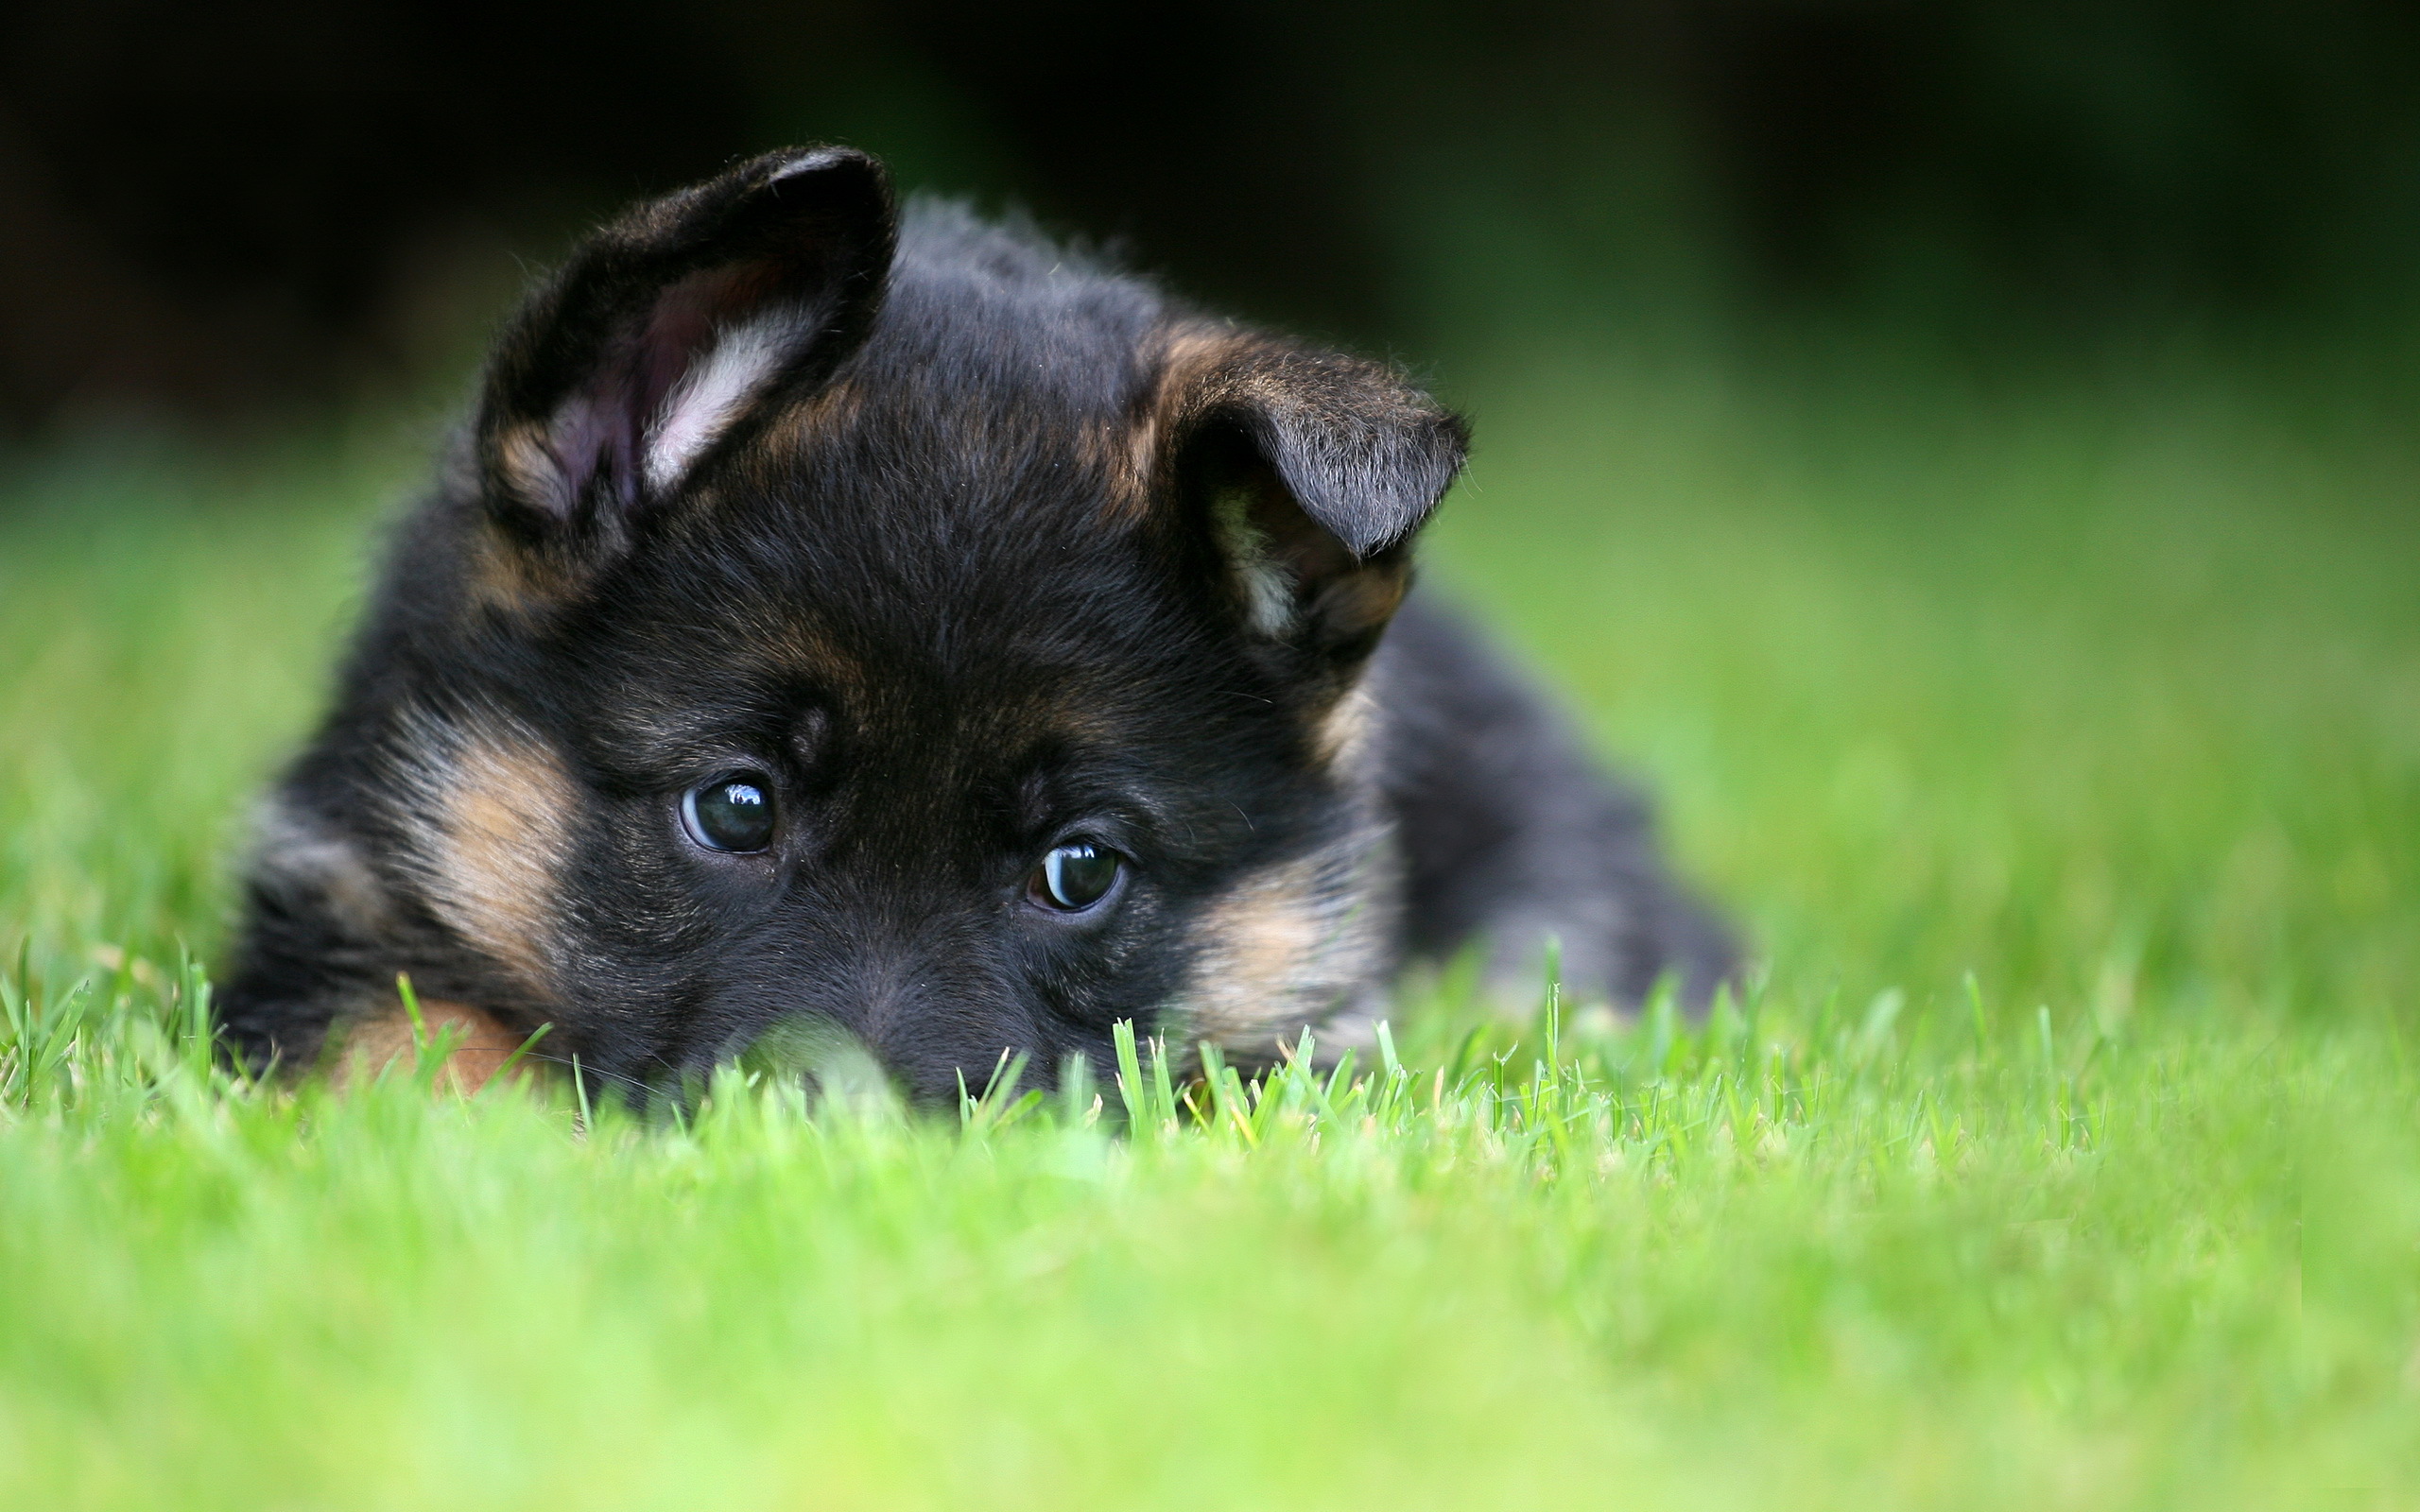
(219, 147, 1734, 1103)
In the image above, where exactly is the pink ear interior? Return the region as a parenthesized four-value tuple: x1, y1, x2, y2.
(544, 263, 791, 515)
(480, 148, 895, 535)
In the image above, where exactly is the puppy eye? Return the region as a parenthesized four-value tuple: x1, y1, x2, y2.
(1030, 841, 1122, 912)
(683, 772, 777, 852)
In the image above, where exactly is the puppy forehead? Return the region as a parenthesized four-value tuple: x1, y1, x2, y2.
(581, 592, 1176, 769)
(617, 474, 1182, 702)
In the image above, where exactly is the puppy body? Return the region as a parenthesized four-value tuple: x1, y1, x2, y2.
(221, 149, 1731, 1100)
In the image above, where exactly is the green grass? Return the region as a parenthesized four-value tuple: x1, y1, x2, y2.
(2, 352, 2415, 1508)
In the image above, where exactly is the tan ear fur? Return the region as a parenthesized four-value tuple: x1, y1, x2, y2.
(1138, 322, 1465, 655)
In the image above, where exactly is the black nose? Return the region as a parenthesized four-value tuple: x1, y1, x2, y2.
(866, 995, 1046, 1106)
(776, 942, 1043, 1107)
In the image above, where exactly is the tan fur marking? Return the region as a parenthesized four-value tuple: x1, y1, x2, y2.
(1312, 568, 1408, 642)
(762, 376, 866, 449)
(1175, 819, 1399, 1057)
(458, 514, 589, 625)
(442, 732, 569, 989)
(333, 999, 536, 1095)
(1082, 413, 1150, 520)
(1184, 868, 1326, 1045)
(493, 421, 575, 521)
(392, 713, 574, 995)
(1096, 324, 1263, 523)
(462, 422, 631, 610)
(472, 407, 724, 616)
(1311, 680, 1380, 770)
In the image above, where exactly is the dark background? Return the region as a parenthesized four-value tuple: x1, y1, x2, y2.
(6, 0, 2420, 432)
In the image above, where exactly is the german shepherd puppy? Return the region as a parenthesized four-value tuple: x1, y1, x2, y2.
(220, 147, 1733, 1101)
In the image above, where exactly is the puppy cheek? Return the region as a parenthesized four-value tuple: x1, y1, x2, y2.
(402, 718, 578, 1000)
(1169, 842, 1396, 1056)
(1310, 680, 1381, 771)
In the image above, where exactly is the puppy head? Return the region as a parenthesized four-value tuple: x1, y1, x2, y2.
(396, 152, 1465, 1101)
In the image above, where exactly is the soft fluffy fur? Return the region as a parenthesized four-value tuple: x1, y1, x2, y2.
(220, 147, 1733, 1103)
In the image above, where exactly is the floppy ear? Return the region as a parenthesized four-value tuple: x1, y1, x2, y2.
(475, 146, 894, 548)
(1157, 332, 1468, 665)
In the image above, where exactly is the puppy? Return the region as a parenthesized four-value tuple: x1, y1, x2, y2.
(219, 147, 1734, 1101)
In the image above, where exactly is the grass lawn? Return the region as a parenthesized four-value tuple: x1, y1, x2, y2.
(1, 348, 2414, 1508)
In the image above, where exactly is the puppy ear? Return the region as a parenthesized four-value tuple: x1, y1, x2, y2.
(475, 146, 894, 545)
(1157, 332, 1468, 663)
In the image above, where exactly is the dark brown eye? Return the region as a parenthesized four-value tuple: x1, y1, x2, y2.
(683, 772, 776, 852)
(1030, 841, 1122, 912)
